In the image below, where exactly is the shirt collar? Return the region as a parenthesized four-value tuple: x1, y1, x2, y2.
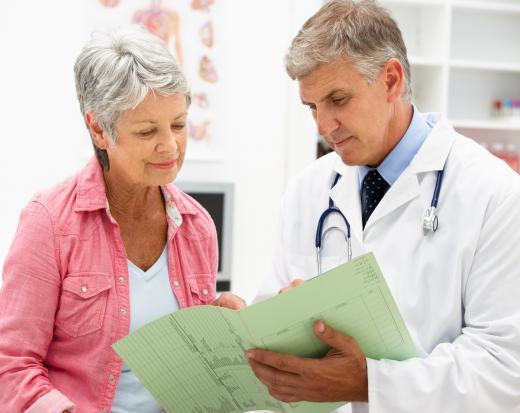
(358, 105, 433, 187)
(74, 157, 197, 226)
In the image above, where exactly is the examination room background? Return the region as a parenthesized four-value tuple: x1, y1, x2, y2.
(1, 0, 519, 302)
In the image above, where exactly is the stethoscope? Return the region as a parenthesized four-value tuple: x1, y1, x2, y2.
(315, 169, 445, 275)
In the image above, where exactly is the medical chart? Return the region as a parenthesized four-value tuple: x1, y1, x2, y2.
(113, 253, 417, 413)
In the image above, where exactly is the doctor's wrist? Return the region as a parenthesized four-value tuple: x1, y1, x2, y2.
(350, 358, 369, 402)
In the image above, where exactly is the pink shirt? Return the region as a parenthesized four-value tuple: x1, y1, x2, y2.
(0, 158, 218, 413)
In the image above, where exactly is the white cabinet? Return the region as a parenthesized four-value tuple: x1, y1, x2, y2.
(380, 0, 520, 149)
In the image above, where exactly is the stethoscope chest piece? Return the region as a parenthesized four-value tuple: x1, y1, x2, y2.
(422, 206, 439, 235)
(422, 169, 444, 235)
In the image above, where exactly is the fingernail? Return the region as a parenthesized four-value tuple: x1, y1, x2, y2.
(316, 321, 325, 334)
(245, 351, 254, 360)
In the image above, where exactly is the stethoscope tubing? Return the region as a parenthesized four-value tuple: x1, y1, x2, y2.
(315, 169, 444, 275)
(431, 170, 444, 208)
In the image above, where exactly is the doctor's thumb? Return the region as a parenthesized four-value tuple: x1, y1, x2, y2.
(314, 321, 355, 351)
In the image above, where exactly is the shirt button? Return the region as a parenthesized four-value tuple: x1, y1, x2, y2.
(118, 276, 125, 283)
(202, 289, 209, 295)
(81, 286, 88, 294)
(120, 307, 127, 316)
(173, 281, 180, 287)
(108, 374, 115, 381)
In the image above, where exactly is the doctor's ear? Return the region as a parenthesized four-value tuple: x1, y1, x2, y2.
(381, 58, 405, 103)
(85, 112, 110, 150)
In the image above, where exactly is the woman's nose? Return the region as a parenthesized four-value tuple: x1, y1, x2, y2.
(157, 129, 179, 153)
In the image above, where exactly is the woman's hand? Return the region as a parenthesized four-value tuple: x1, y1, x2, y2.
(210, 292, 246, 310)
(278, 279, 305, 294)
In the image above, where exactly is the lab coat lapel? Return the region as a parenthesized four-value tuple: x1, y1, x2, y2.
(366, 115, 456, 229)
(367, 172, 420, 228)
(330, 159, 363, 245)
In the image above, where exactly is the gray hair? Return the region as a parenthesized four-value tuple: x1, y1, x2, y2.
(74, 26, 190, 169)
(285, 0, 411, 100)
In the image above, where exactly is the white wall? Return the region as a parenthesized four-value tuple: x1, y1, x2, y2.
(0, 1, 321, 300)
(0, 1, 92, 286)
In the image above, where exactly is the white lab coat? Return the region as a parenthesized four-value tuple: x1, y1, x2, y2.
(255, 114, 520, 413)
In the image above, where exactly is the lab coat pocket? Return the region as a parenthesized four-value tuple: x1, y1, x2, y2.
(186, 276, 215, 306)
(56, 273, 112, 337)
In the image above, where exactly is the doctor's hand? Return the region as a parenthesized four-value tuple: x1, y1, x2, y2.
(246, 321, 368, 403)
(278, 278, 305, 294)
(210, 292, 246, 310)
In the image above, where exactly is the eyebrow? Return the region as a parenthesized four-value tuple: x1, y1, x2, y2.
(132, 112, 188, 125)
(301, 89, 352, 106)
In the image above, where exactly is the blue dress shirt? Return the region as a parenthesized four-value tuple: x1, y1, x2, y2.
(358, 106, 434, 187)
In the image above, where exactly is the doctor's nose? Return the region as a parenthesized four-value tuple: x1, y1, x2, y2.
(315, 110, 339, 137)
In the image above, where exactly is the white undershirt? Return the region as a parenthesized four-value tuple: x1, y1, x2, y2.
(111, 246, 180, 413)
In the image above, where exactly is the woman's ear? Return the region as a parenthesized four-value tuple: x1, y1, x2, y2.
(85, 112, 110, 150)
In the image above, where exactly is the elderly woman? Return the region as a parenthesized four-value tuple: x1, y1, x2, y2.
(0, 27, 244, 413)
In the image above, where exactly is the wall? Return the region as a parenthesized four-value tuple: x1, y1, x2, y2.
(180, 0, 320, 301)
(0, 0, 321, 301)
(0, 1, 91, 286)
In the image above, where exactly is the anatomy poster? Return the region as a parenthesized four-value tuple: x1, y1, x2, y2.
(86, 0, 222, 160)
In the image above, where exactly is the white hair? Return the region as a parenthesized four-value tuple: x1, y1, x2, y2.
(285, 0, 411, 100)
(74, 26, 190, 168)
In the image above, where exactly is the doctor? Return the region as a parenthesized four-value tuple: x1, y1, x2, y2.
(247, 1, 520, 412)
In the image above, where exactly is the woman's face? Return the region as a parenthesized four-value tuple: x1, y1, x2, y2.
(105, 92, 188, 188)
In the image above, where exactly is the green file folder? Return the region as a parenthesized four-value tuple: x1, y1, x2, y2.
(113, 252, 417, 413)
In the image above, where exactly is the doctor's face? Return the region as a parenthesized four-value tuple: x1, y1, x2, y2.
(299, 57, 400, 167)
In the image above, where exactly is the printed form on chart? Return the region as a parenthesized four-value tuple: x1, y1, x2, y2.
(113, 253, 418, 413)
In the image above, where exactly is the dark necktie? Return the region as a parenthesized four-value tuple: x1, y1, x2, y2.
(361, 169, 390, 228)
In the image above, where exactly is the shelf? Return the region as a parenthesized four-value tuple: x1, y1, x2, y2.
(380, 0, 445, 5)
(450, 7, 520, 65)
(387, 4, 447, 61)
(380, 0, 520, 144)
(409, 57, 444, 67)
(452, 1, 520, 15)
(412, 65, 445, 113)
(451, 118, 520, 131)
(448, 69, 520, 121)
(449, 60, 520, 73)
